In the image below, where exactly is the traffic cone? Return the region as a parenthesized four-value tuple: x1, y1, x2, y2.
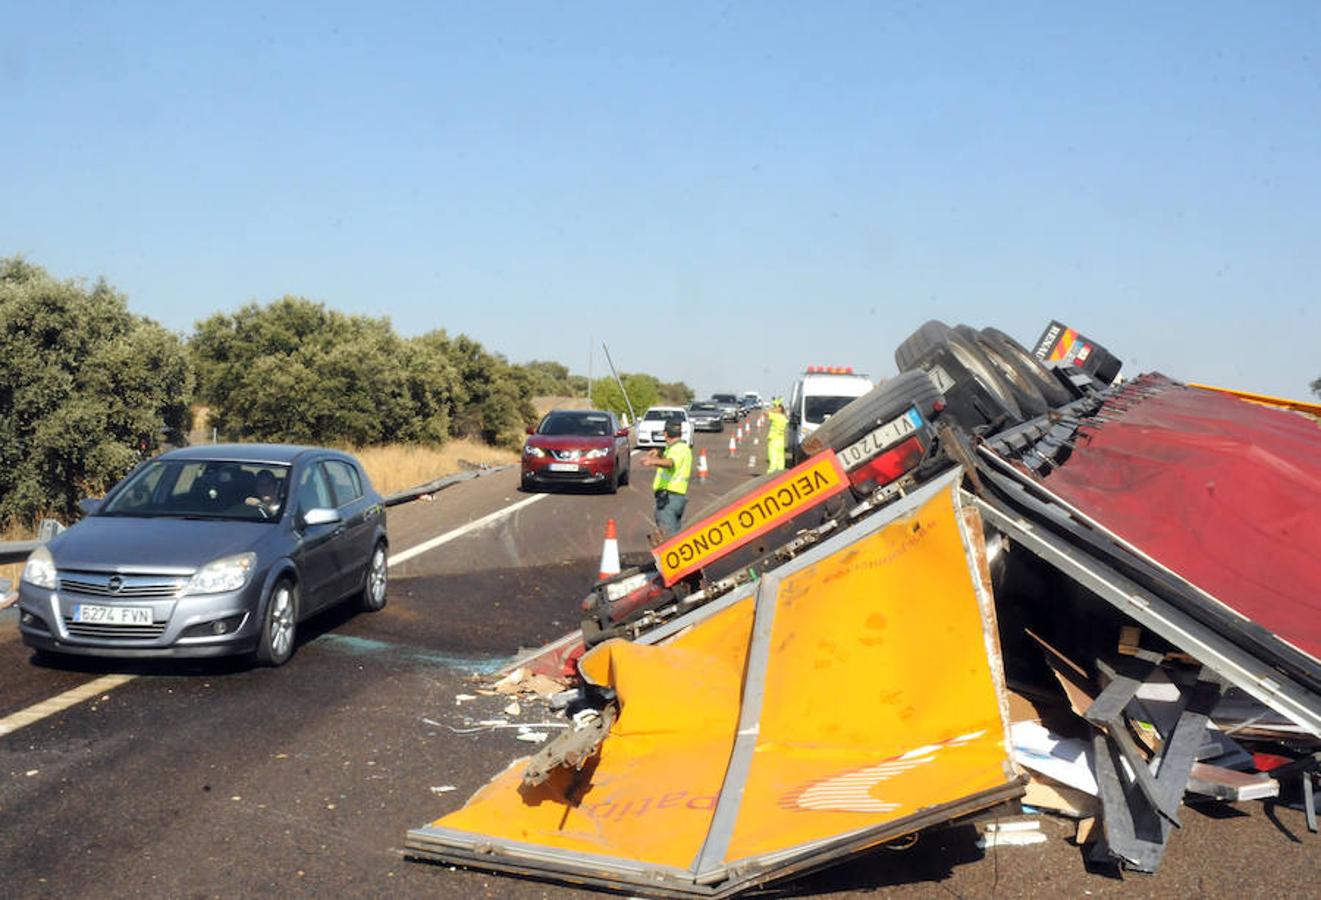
(598, 518, 621, 581)
(728, 435, 738, 457)
(698, 449, 709, 481)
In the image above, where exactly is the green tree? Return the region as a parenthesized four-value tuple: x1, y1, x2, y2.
(1312, 375, 1320, 398)
(589, 373, 663, 420)
(192, 297, 459, 446)
(521, 360, 572, 395)
(656, 379, 695, 405)
(192, 299, 537, 450)
(0, 258, 192, 524)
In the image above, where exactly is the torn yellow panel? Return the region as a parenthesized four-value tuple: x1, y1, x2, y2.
(428, 593, 755, 868)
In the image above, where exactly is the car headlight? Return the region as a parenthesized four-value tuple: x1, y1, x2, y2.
(524, 445, 546, 458)
(181, 553, 257, 596)
(22, 545, 57, 590)
(584, 447, 610, 459)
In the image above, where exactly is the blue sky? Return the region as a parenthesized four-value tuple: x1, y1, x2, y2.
(3, 2, 1319, 399)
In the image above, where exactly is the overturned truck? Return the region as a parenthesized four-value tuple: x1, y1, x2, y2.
(407, 320, 1321, 896)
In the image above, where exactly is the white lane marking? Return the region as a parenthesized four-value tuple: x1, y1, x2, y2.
(0, 674, 136, 738)
(388, 493, 547, 568)
(5, 487, 554, 737)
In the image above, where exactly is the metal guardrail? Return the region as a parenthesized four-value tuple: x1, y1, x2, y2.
(1, 540, 43, 567)
(381, 463, 512, 507)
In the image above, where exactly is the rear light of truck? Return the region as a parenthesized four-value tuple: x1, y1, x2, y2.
(847, 435, 927, 493)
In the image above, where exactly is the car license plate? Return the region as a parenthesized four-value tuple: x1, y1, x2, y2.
(72, 603, 153, 625)
(548, 463, 580, 473)
(837, 407, 924, 471)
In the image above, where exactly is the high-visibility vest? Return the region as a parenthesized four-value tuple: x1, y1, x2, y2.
(652, 441, 693, 495)
(767, 410, 788, 443)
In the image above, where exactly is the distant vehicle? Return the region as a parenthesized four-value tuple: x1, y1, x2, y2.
(686, 401, 725, 433)
(522, 409, 631, 494)
(710, 393, 742, 422)
(786, 366, 875, 464)
(635, 406, 693, 448)
(17, 444, 389, 668)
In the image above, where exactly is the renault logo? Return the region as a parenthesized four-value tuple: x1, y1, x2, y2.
(107, 576, 124, 594)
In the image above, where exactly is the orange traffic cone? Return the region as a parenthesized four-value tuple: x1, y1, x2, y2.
(728, 435, 738, 457)
(598, 518, 621, 581)
(698, 449, 709, 481)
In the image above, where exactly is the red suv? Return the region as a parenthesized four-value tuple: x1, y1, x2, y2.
(521, 409, 632, 493)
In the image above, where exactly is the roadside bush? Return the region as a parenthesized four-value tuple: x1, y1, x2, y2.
(0, 258, 192, 524)
(588, 373, 694, 420)
(192, 298, 538, 449)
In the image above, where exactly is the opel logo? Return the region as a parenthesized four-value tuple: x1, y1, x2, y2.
(107, 576, 124, 594)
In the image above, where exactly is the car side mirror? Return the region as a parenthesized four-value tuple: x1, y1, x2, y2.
(525, 425, 535, 435)
(616, 428, 630, 437)
(78, 498, 102, 517)
(301, 507, 342, 528)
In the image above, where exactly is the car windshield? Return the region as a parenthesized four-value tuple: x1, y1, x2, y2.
(804, 396, 861, 425)
(643, 409, 682, 421)
(712, 394, 737, 403)
(690, 403, 717, 412)
(99, 460, 292, 522)
(538, 413, 613, 436)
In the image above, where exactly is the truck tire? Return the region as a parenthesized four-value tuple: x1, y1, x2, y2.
(954, 325, 1049, 418)
(894, 320, 953, 372)
(977, 326, 1074, 408)
(894, 322, 1023, 432)
(800, 371, 942, 457)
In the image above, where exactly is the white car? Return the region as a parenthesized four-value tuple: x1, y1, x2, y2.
(635, 406, 693, 448)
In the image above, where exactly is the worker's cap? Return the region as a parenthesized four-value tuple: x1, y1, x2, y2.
(664, 420, 683, 437)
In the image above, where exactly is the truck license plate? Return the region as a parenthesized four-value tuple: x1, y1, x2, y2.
(837, 408, 924, 471)
(72, 604, 153, 626)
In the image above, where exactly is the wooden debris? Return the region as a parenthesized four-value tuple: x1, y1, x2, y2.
(1186, 763, 1279, 801)
(1023, 774, 1099, 818)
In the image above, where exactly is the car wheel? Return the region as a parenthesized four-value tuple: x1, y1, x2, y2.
(604, 464, 620, 494)
(254, 579, 298, 667)
(619, 459, 630, 486)
(358, 542, 388, 612)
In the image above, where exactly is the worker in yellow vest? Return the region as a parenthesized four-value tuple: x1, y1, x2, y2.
(766, 398, 788, 474)
(639, 419, 692, 538)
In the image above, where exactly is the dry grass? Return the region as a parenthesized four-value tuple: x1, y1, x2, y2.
(1, 522, 33, 593)
(533, 395, 592, 417)
(350, 440, 518, 495)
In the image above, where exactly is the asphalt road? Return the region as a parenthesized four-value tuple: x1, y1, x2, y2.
(2, 421, 1318, 899)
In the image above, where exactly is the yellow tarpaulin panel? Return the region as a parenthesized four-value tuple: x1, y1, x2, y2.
(719, 489, 1013, 865)
(407, 475, 1020, 896)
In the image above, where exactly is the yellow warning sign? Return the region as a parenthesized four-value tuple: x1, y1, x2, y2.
(654, 451, 848, 585)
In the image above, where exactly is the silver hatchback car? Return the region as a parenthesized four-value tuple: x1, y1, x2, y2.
(17, 444, 388, 667)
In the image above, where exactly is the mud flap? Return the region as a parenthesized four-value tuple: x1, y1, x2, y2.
(406, 474, 1023, 897)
